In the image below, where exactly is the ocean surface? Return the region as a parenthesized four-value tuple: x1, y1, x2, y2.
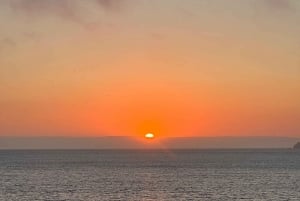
(0, 149, 299, 201)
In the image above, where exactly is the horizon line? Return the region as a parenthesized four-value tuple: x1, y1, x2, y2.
(0, 136, 299, 139)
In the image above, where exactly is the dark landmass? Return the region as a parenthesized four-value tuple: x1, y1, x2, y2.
(293, 142, 300, 149)
(0, 136, 299, 149)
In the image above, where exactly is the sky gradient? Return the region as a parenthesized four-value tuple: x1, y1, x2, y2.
(0, 0, 300, 138)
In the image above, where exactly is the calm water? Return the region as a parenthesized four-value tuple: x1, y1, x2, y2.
(0, 149, 299, 201)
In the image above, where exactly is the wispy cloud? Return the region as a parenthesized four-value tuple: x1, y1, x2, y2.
(9, 0, 78, 22)
(264, 0, 293, 11)
(96, 0, 126, 11)
(0, 38, 16, 51)
(0, 0, 128, 51)
(8, 0, 127, 24)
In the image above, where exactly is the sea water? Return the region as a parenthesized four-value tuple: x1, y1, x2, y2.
(0, 149, 299, 200)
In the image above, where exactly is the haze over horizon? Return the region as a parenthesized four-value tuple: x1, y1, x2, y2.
(0, 136, 299, 149)
(1, 0, 300, 139)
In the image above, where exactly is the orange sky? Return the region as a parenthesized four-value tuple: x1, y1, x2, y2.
(0, 0, 300, 138)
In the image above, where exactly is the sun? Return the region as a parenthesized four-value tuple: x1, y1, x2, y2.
(145, 133, 155, 139)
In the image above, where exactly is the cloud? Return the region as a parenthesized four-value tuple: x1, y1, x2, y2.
(96, 0, 126, 11)
(264, 0, 293, 10)
(10, 0, 78, 20)
(0, 0, 128, 50)
(0, 38, 16, 51)
(8, 0, 127, 24)
(0, 0, 124, 52)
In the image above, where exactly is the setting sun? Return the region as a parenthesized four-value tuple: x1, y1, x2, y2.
(145, 133, 155, 139)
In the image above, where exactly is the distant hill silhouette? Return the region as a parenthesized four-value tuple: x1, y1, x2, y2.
(1, 136, 300, 149)
(293, 142, 300, 149)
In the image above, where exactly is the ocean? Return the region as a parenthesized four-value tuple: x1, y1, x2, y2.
(0, 149, 299, 201)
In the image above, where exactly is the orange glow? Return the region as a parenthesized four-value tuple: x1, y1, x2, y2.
(1, 0, 300, 139)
